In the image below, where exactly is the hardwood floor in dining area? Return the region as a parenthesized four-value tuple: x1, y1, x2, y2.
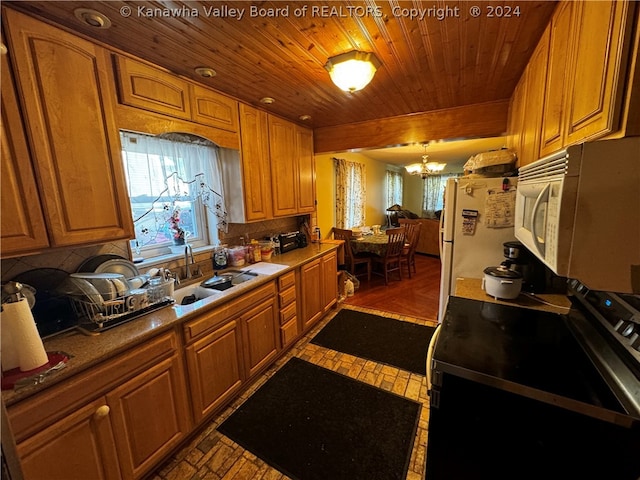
(344, 254, 442, 322)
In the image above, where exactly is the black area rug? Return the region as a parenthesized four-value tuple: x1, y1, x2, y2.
(218, 357, 420, 480)
(310, 309, 436, 375)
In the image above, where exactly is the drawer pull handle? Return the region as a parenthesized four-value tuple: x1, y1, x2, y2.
(94, 405, 110, 419)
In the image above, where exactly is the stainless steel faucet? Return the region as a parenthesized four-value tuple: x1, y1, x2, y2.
(184, 245, 201, 280)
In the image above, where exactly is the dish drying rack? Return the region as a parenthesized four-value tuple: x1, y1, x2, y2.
(68, 280, 175, 333)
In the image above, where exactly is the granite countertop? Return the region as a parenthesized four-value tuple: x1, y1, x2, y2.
(3, 242, 337, 406)
(455, 277, 572, 315)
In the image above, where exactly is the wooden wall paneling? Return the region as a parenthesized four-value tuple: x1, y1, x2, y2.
(313, 100, 509, 153)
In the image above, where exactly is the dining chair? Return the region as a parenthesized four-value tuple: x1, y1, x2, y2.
(332, 228, 371, 282)
(400, 222, 422, 278)
(372, 227, 405, 285)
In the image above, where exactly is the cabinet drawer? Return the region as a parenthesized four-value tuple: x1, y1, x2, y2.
(280, 301, 297, 326)
(114, 55, 191, 120)
(281, 318, 300, 348)
(278, 271, 296, 290)
(183, 281, 276, 342)
(279, 285, 296, 308)
(8, 330, 179, 442)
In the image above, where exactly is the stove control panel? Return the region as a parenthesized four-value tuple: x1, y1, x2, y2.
(568, 279, 640, 354)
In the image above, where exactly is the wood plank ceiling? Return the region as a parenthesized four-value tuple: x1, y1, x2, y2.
(5, 1, 557, 131)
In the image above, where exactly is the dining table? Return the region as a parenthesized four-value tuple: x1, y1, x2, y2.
(350, 233, 390, 257)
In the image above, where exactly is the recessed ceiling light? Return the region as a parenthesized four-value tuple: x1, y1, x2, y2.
(260, 97, 275, 105)
(195, 67, 216, 78)
(74, 8, 111, 29)
(299, 115, 312, 121)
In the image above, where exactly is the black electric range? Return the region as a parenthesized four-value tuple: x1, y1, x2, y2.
(426, 283, 640, 480)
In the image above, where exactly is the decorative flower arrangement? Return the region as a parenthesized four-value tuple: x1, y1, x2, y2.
(168, 206, 186, 244)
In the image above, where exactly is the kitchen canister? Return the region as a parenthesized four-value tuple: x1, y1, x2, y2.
(1, 297, 48, 372)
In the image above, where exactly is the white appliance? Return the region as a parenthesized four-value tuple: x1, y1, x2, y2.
(438, 176, 518, 321)
(515, 137, 640, 294)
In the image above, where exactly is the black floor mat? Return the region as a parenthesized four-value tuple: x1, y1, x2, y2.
(218, 357, 421, 480)
(310, 309, 436, 375)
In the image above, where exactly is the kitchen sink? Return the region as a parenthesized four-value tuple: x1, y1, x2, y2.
(172, 283, 221, 305)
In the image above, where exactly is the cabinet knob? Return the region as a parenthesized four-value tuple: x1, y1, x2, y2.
(94, 405, 110, 419)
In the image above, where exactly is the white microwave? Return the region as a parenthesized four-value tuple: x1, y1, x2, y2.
(515, 137, 640, 294)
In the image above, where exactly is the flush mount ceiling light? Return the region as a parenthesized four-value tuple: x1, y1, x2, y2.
(405, 144, 446, 179)
(74, 8, 111, 28)
(324, 50, 381, 92)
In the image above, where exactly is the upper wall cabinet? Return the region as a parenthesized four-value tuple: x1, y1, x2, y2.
(0, 46, 50, 256)
(268, 116, 316, 217)
(237, 104, 273, 222)
(518, 0, 639, 162)
(563, 1, 636, 145)
(114, 55, 192, 120)
(191, 84, 239, 132)
(114, 55, 239, 133)
(2, 9, 134, 253)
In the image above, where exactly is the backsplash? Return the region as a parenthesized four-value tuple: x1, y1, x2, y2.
(1, 216, 310, 284)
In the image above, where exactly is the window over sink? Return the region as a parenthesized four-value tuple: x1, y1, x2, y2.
(120, 131, 228, 259)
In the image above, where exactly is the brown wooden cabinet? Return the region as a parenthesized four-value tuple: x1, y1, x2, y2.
(0, 46, 49, 256)
(240, 296, 280, 378)
(300, 251, 338, 332)
(2, 9, 134, 252)
(191, 84, 239, 132)
(7, 330, 190, 480)
(183, 281, 277, 422)
(107, 355, 190, 480)
(269, 116, 299, 217)
(114, 55, 192, 120)
(296, 126, 317, 213)
(563, 0, 635, 144)
(269, 116, 317, 217)
(539, 1, 573, 157)
(17, 398, 121, 480)
(185, 319, 243, 423)
(237, 104, 273, 221)
(278, 270, 300, 348)
(532, 0, 637, 159)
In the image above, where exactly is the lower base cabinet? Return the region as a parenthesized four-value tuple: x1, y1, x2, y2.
(17, 397, 122, 480)
(301, 251, 338, 332)
(8, 330, 191, 480)
(185, 319, 244, 422)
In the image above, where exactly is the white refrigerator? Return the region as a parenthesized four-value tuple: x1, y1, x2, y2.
(438, 176, 518, 322)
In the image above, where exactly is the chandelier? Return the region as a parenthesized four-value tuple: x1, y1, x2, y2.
(405, 145, 446, 179)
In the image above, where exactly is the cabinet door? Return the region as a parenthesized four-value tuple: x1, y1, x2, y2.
(17, 398, 121, 480)
(539, 1, 573, 157)
(296, 126, 316, 213)
(3, 10, 134, 247)
(185, 319, 244, 422)
(191, 84, 239, 131)
(564, 1, 634, 144)
(269, 116, 298, 217)
(0, 47, 49, 256)
(301, 258, 323, 331)
(520, 27, 550, 167)
(241, 297, 280, 378)
(507, 69, 528, 165)
(114, 55, 191, 120)
(239, 104, 273, 221)
(321, 251, 338, 312)
(107, 355, 191, 480)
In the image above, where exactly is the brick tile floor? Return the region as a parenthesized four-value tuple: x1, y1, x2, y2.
(150, 304, 437, 480)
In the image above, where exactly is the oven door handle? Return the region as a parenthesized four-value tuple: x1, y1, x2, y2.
(426, 323, 442, 394)
(530, 183, 550, 258)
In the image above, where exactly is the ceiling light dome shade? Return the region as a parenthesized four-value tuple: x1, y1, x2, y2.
(324, 51, 381, 92)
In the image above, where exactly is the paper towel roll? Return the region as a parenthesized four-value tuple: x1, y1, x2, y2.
(1, 299, 48, 372)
